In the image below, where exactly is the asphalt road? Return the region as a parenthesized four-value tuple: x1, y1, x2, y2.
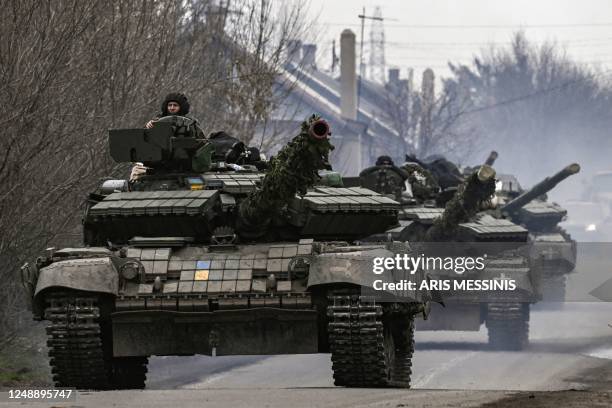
(5, 302, 610, 408)
(141, 245, 612, 393)
(4, 247, 612, 407)
(65, 301, 606, 408)
(144, 303, 612, 391)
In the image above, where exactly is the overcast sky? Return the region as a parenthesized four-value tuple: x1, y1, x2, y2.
(306, 0, 612, 82)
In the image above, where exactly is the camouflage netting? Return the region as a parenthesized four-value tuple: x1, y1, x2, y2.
(425, 170, 496, 241)
(238, 114, 334, 231)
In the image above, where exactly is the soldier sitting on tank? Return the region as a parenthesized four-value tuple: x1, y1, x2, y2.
(375, 155, 395, 166)
(400, 161, 439, 203)
(146, 93, 206, 139)
(359, 155, 407, 200)
(131, 93, 204, 180)
(145, 92, 195, 128)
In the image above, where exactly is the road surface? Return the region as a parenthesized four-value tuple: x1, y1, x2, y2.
(4, 246, 612, 407)
(144, 303, 612, 391)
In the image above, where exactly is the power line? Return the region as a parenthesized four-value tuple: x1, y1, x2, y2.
(322, 22, 612, 29)
(387, 41, 612, 49)
(386, 37, 612, 46)
(457, 68, 612, 117)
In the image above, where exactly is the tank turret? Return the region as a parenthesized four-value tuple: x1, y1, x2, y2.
(501, 163, 580, 215)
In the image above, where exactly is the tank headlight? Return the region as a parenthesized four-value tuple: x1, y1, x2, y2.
(288, 257, 310, 279)
(121, 261, 141, 280)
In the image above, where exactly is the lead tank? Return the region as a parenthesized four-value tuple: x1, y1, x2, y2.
(20, 115, 434, 390)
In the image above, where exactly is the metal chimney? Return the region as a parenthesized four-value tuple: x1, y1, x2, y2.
(388, 68, 400, 85)
(287, 39, 302, 64)
(302, 44, 317, 68)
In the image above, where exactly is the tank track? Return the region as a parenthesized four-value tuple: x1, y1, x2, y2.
(44, 292, 147, 390)
(540, 270, 568, 303)
(485, 302, 529, 351)
(327, 295, 414, 388)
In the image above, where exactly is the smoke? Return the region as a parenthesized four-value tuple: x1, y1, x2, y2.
(442, 32, 612, 204)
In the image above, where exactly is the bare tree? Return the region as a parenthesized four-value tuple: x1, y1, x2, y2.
(0, 0, 309, 341)
(383, 67, 477, 164)
(443, 32, 612, 180)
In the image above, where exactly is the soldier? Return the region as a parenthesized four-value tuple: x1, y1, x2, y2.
(359, 156, 406, 200)
(133, 93, 201, 181)
(145, 92, 192, 128)
(375, 155, 395, 166)
(401, 161, 439, 202)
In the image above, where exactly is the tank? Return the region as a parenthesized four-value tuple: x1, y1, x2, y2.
(361, 161, 535, 350)
(402, 155, 580, 303)
(496, 164, 580, 302)
(19, 115, 432, 390)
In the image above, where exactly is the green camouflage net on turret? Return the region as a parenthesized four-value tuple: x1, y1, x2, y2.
(238, 114, 334, 231)
(425, 170, 496, 241)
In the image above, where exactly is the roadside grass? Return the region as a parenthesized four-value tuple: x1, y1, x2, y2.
(0, 322, 52, 389)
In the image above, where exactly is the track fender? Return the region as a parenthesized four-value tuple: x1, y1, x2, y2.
(34, 257, 119, 312)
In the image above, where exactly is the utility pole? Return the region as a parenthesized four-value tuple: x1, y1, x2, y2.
(368, 6, 386, 84)
(357, 7, 383, 110)
(206, 0, 243, 60)
(331, 39, 339, 74)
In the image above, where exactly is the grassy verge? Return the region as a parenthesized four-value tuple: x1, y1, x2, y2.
(0, 322, 52, 390)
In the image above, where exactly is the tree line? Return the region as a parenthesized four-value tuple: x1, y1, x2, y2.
(0, 0, 308, 342)
(386, 32, 612, 187)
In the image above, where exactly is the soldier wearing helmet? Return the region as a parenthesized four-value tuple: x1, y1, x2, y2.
(145, 92, 193, 129)
(133, 93, 202, 181)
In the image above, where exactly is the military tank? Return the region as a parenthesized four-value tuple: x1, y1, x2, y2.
(493, 163, 580, 302)
(20, 115, 436, 390)
(405, 166, 535, 350)
(359, 159, 535, 350)
(402, 152, 579, 303)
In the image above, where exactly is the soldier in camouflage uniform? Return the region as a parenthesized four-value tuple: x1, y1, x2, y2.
(133, 93, 204, 180)
(145, 92, 194, 128)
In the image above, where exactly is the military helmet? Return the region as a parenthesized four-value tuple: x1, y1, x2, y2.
(161, 92, 190, 116)
(375, 155, 394, 166)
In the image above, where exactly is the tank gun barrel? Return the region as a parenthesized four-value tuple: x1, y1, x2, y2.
(238, 115, 333, 232)
(501, 163, 580, 214)
(425, 165, 497, 241)
(484, 150, 498, 166)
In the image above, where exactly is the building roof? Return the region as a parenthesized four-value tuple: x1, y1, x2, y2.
(276, 62, 400, 140)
